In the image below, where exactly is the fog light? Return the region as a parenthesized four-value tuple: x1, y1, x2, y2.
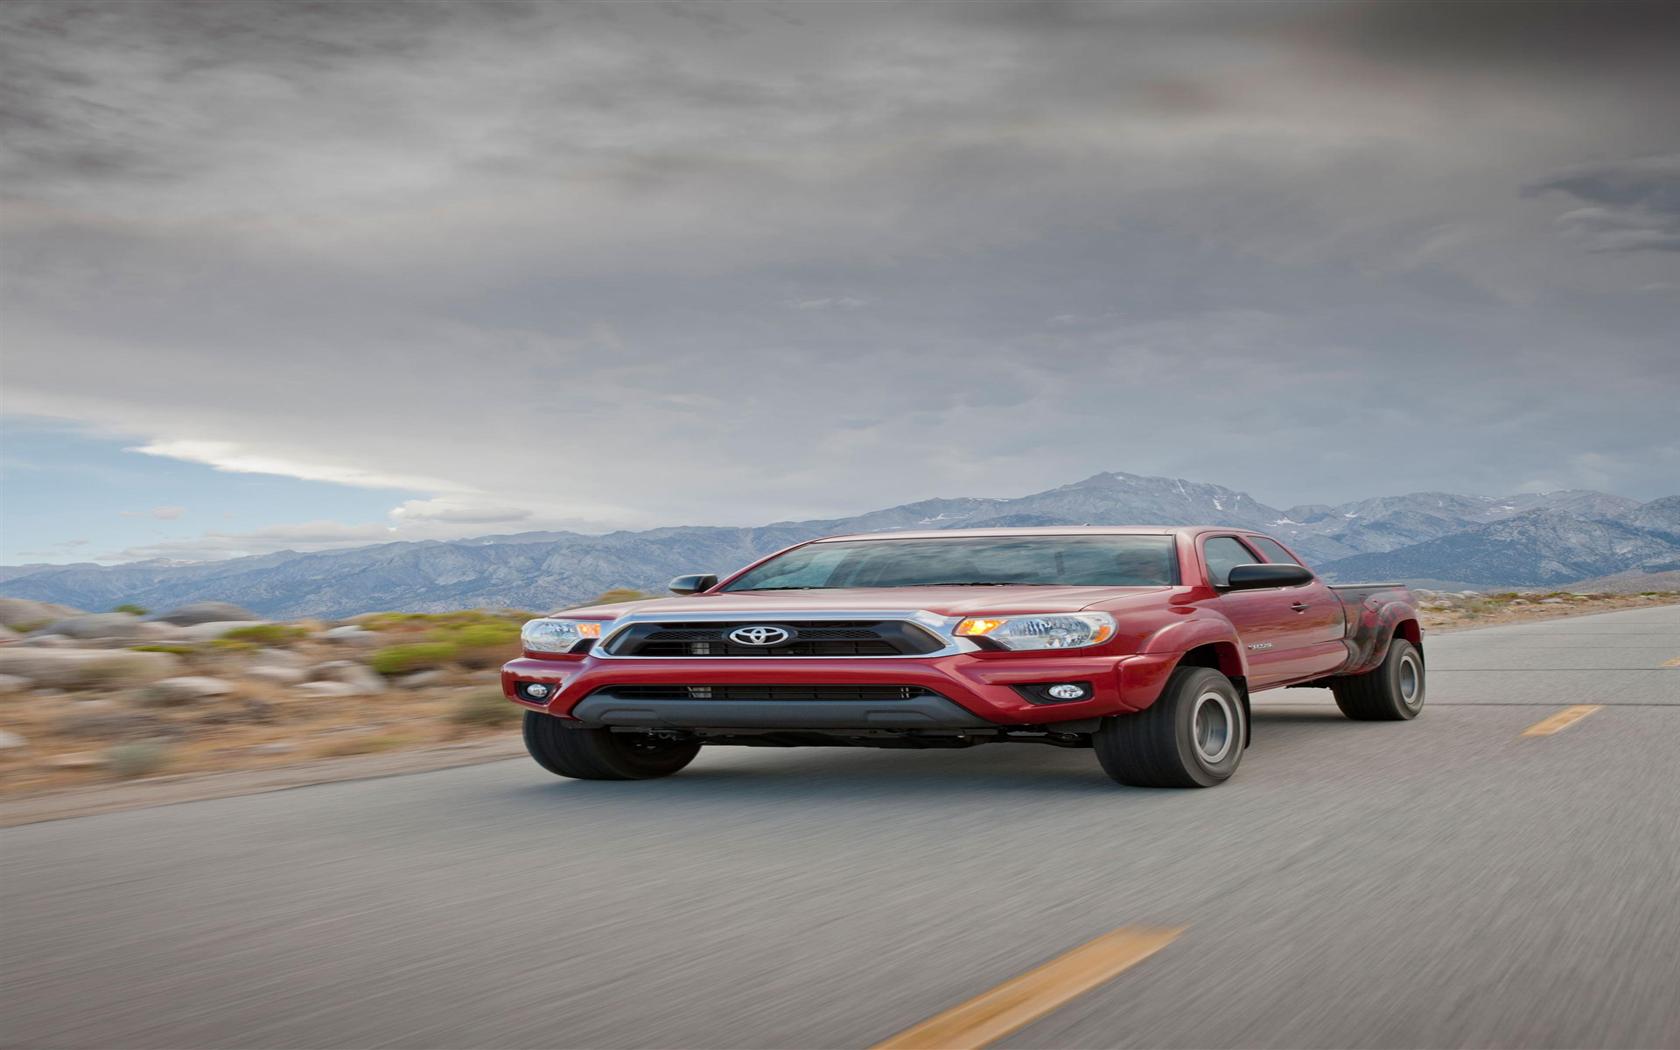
(523, 682, 551, 700)
(1047, 683, 1088, 700)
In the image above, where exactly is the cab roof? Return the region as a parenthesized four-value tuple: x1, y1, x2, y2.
(811, 525, 1257, 543)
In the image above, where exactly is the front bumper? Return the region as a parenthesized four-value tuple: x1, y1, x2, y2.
(502, 648, 1179, 729)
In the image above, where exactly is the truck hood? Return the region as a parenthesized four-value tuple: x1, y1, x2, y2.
(555, 585, 1174, 620)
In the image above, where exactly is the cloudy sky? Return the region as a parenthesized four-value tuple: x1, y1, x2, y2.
(2, 1, 1677, 564)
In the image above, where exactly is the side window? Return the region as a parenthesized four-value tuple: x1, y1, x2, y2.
(1203, 536, 1260, 588)
(1249, 536, 1307, 569)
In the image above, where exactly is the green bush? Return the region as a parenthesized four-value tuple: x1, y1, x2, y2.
(111, 603, 150, 616)
(361, 609, 531, 634)
(433, 621, 523, 670)
(590, 588, 655, 605)
(449, 689, 519, 727)
(106, 741, 170, 778)
(129, 643, 196, 655)
(369, 642, 460, 675)
(220, 623, 305, 646)
(448, 622, 520, 648)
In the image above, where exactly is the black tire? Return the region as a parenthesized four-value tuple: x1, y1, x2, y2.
(1094, 666, 1246, 788)
(1331, 637, 1425, 721)
(523, 712, 701, 780)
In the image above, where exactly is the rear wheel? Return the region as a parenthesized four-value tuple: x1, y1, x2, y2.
(1094, 666, 1246, 788)
(523, 712, 701, 780)
(1331, 637, 1424, 721)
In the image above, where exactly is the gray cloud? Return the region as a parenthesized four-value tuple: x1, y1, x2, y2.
(2, 1, 1677, 560)
(1527, 155, 1680, 253)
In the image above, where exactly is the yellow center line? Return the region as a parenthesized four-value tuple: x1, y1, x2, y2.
(871, 926, 1183, 1050)
(1521, 705, 1604, 737)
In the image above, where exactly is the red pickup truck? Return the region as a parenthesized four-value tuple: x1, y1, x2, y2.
(503, 527, 1422, 788)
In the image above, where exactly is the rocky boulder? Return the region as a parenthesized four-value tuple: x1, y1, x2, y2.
(30, 613, 149, 641)
(308, 660, 385, 695)
(174, 620, 271, 642)
(0, 597, 81, 629)
(246, 665, 307, 686)
(293, 681, 366, 698)
(138, 676, 238, 707)
(0, 649, 184, 690)
(321, 625, 381, 648)
(150, 602, 262, 626)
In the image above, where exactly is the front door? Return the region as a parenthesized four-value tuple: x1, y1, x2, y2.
(1202, 535, 1343, 686)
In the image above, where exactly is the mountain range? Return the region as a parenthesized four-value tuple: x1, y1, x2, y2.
(3, 473, 1677, 618)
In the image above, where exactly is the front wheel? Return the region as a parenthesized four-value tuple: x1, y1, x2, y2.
(523, 712, 701, 780)
(1094, 666, 1246, 788)
(1330, 637, 1424, 721)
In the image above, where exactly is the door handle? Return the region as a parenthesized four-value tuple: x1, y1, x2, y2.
(1290, 602, 1311, 612)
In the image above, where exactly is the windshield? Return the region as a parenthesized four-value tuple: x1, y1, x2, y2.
(724, 535, 1178, 590)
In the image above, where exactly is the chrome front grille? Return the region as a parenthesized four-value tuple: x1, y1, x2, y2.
(599, 619, 947, 657)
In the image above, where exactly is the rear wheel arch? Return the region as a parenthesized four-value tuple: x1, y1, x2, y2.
(1394, 618, 1422, 647)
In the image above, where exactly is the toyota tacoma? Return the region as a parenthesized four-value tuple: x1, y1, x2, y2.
(502, 527, 1422, 787)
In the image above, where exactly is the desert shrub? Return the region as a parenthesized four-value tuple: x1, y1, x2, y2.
(362, 610, 529, 635)
(11, 619, 51, 633)
(369, 641, 459, 675)
(106, 741, 170, 777)
(449, 688, 519, 727)
(590, 588, 655, 605)
(111, 603, 150, 616)
(129, 644, 196, 655)
(220, 623, 306, 646)
(63, 652, 176, 689)
(428, 621, 522, 668)
(449, 622, 520, 648)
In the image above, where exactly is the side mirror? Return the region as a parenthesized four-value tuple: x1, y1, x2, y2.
(1224, 563, 1314, 590)
(668, 573, 719, 595)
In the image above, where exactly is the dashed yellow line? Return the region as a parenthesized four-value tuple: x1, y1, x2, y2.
(1521, 705, 1603, 737)
(871, 926, 1183, 1050)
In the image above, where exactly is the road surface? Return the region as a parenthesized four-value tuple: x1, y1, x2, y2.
(4, 605, 1678, 1049)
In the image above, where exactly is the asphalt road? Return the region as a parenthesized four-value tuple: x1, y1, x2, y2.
(4, 606, 1677, 1049)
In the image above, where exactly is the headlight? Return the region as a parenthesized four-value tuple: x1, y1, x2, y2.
(521, 618, 604, 653)
(955, 612, 1116, 651)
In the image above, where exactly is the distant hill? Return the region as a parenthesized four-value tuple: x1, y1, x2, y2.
(1315, 510, 1680, 587)
(1, 471, 1674, 617)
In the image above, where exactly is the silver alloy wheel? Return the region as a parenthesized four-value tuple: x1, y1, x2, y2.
(1398, 650, 1422, 707)
(1192, 690, 1236, 764)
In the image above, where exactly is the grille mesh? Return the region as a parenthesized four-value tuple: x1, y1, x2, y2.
(603, 620, 944, 657)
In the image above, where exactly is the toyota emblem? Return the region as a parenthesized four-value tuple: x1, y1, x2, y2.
(728, 625, 794, 647)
